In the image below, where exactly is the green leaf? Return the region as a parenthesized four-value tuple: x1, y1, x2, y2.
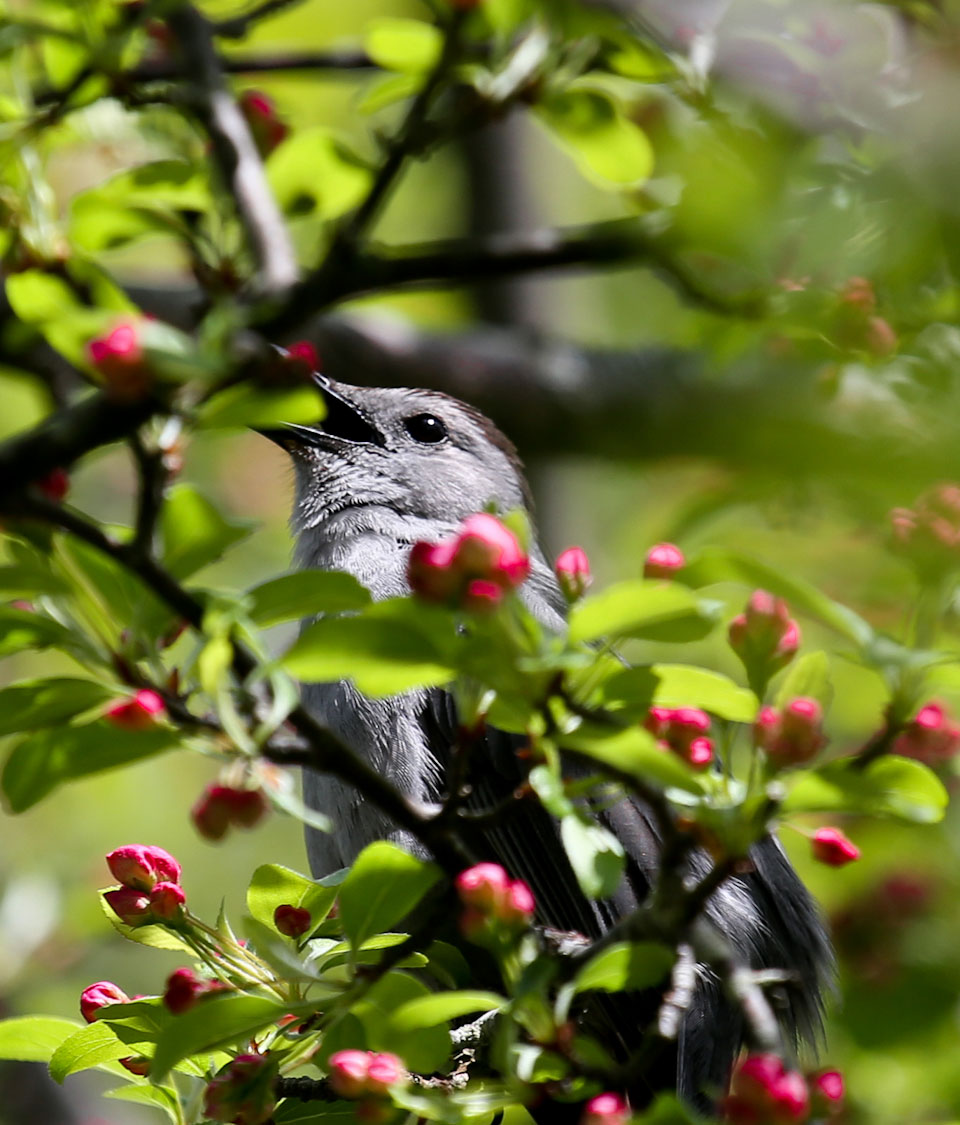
(267, 128, 372, 220)
(49, 1021, 130, 1083)
(0, 606, 77, 658)
(248, 570, 371, 628)
(561, 725, 709, 795)
(339, 842, 441, 949)
(99, 893, 194, 953)
(0, 1016, 83, 1062)
(0, 678, 111, 736)
(680, 548, 874, 648)
(150, 995, 293, 1082)
(573, 941, 675, 994)
(569, 581, 719, 644)
(364, 18, 443, 73)
(0, 564, 70, 596)
(5, 270, 80, 324)
(354, 971, 450, 1073)
(246, 863, 338, 933)
(282, 599, 455, 695)
(783, 756, 948, 824)
(603, 664, 758, 723)
(775, 651, 833, 709)
(161, 484, 254, 579)
(538, 88, 653, 187)
(198, 384, 326, 430)
(3, 722, 178, 812)
(560, 815, 625, 899)
(104, 1084, 181, 1123)
(391, 990, 507, 1032)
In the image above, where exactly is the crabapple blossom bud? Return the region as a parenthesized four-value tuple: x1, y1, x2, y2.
(164, 968, 202, 1015)
(365, 1052, 405, 1095)
(105, 690, 166, 731)
(755, 697, 826, 767)
(87, 321, 152, 400)
(455, 863, 511, 911)
(328, 1050, 373, 1099)
(229, 788, 269, 828)
(456, 514, 530, 588)
(104, 887, 153, 926)
(204, 1053, 277, 1125)
(728, 590, 800, 678)
(644, 707, 714, 769)
(407, 539, 461, 602)
(409, 514, 530, 607)
(555, 547, 592, 601)
(811, 827, 860, 867)
(192, 785, 268, 840)
(36, 468, 69, 503)
(809, 1069, 844, 1116)
(149, 881, 186, 921)
(644, 542, 685, 580)
(239, 90, 288, 156)
(80, 980, 130, 1023)
(893, 702, 960, 765)
(723, 1053, 810, 1124)
(285, 340, 318, 374)
(462, 578, 503, 613)
(581, 1092, 629, 1125)
(120, 1056, 152, 1076)
(107, 844, 181, 891)
(274, 904, 312, 938)
(501, 879, 535, 928)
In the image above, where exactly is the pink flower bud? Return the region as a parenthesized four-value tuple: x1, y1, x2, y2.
(407, 539, 461, 603)
(150, 880, 186, 921)
(462, 578, 503, 613)
(286, 340, 318, 372)
(36, 468, 70, 503)
(723, 1054, 810, 1125)
(192, 785, 235, 841)
(809, 1069, 844, 1116)
(88, 321, 152, 401)
(455, 863, 511, 911)
(456, 514, 530, 589)
(239, 90, 288, 156)
(164, 968, 204, 1015)
(500, 879, 535, 927)
(104, 886, 153, 926)
(755, 697, 826, 767)
(365, 1052, 405, 1095)
(107, 844, 181, 891)
(893, 702, 960, 765)
(105, 690, 166, 731)
(728, 590, 800, 677)
(645, 707, 714, 769)
(811, 827, 860, 867)
(80, 980, 130, 1023)
(204, 1053, 277, 1125)
(274, 904, 312, 938)
(582, 1092, 629, 1125)
(229, 788, 269, 829)
(328, 1049, 372, 1099)
(120, 1055, 152, 1076)
(556, 546, 592, 601)
(644, 542, 685, 580)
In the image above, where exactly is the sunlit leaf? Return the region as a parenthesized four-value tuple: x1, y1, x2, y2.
(783, 756, 948, 823)
(0, 1016, 83, 1063)
(248, 570, 371, 627)
(569, 581, 719, 644)
(338, 842, 441, 950)
(573, 942, 675, 994)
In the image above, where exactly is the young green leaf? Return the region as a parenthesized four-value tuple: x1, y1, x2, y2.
(560, 815, 626, 899)
(538, 88, 654, 188)
(353, 971, 450, 1073)
(0, 606, 77, 659)
(390, 990, 507, 1032)
(248, 570, 371, 627)
(0, 678, 111, 735)
(338, 842, 441, 950)
(561, 725, 710, 795)
(0, 1016, 84, 1063)
(604, 665, 758, 723)
(364, 18, 443, 73)
(246, 863, 338, 932)
(784, 757, 948, 824)
(569, 581, 718, 644)
(573, 942, 675, 994)
(161, 485, 254, 579)
(49, 1021, 131, 1083)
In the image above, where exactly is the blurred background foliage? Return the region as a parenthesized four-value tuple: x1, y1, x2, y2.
(5, 0, 960, 1121)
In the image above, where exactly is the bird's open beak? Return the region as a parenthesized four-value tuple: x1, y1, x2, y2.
(255, 376, 385, 452)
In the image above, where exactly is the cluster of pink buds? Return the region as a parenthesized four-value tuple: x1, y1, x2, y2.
(581, 1091, 630, 1124)
(890, 482, 960, 574)
(204, 1053, 277, 1125)
(811, 827, 860, 867)
(104, 844, 187, 926)
(722, 1054, 810, 1123)
(87, 320, 154, 401)
(35, 468, 70, 503)
(555, 546, 592, 602)
(163, 967, 228, 1015)
(274, 904, 313, 938)
(328, 1050, 406, 1104)
(79, 981, 149, 1075)
(105, 689, 166, 730)
(645, 707, 714, 769)
(754, 698, 826, 767)
(192, 784, 269, 841)
(408, 513, 530, 612)
(728, 590, 800, 684)
(892, 702, 960, 766)
(643, 542, 685, 580)
(239, 90, 288, 156)
(455, 862, 535, 942)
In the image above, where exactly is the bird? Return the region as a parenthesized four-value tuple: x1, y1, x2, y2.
(264, 372, 832, 1108)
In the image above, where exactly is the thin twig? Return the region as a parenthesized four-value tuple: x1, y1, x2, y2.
(214, 0, 307, 39)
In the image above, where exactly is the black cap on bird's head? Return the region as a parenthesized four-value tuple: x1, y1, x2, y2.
(258, 372, 532, 528)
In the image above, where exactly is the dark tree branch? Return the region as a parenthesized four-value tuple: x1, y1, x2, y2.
(213, 0, 309, 39)
(165, 4, 298, 297)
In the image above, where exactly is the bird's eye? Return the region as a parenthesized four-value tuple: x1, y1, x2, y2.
(403, 413, 448, 444)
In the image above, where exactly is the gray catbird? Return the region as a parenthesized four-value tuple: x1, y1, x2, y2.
(267, 374, 831, 1105)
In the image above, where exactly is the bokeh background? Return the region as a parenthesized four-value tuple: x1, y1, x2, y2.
(5, 0, 960, 1121)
